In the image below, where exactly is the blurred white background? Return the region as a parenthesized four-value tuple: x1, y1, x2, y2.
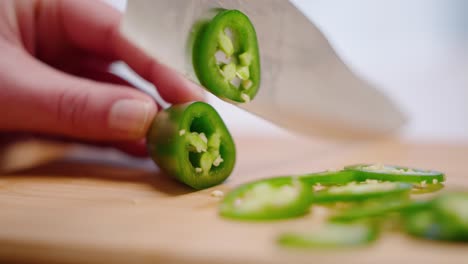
(106, 0, 468, 142)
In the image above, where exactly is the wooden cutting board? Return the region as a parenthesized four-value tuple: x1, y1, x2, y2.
(0, 135, 467, 264)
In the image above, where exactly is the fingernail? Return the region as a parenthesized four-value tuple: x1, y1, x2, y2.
(108, 99, 154, 137)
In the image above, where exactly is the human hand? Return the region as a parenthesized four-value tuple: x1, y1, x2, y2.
(0, 0, 204, 155)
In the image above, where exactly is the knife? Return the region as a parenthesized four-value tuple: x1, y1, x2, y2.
(120, 0, 405, 139)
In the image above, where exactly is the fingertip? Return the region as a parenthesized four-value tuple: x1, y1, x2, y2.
(150, 62, 206, 104)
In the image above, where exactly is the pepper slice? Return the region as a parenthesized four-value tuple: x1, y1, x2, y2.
(219, 177, 311, 220)
(278, 223, 379, 248)
(404, 210, 442, 240)
(298, 170, 356, 186)
(434, 192, 468, 232)
(146, 102, 236, 189)
(344, 164, 445, 184)
(403, 192, 468, 241)
(330, 199, 430, 223)
(193, 9, 261, 103)
(310, 181, 412, 203)
(300, 166, 444, 195)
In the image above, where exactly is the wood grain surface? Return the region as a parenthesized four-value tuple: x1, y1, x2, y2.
(0, 136, 467, 264)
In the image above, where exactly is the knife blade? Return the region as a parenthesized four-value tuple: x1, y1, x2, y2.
(120, 0, 405, 139)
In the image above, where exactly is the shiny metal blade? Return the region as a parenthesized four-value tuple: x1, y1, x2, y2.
(121, 0, 405, 139)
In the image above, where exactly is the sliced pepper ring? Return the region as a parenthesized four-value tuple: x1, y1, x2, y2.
(403, 210, 441, 240)
(344, 164, 445, 184)
(219, 177, 311, 221)
(433, 192, 468, 235)
(403, 192, 468, 241)
(146, 102, 235, 189)
(193, 9, 261, 103)
(310, 181, 412, 203)
(329, 199, 430, 222)
(278, 223, 379, 248)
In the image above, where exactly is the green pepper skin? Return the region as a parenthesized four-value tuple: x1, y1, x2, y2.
(344, 164, 445, 184)
(219, 177, 311, 221)
(278, 223, 379, 248)
(193, 9, 260, 103)
(146, 102, 235, 189)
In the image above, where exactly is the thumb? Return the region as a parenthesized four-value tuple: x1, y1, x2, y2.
(0, 51, 157, 141)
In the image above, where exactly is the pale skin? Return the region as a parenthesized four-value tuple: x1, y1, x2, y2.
(0, 0, 205, 156)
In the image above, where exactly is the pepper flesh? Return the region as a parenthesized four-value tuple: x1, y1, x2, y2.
(193, 9, 261, 103)
(146, 102, 235, 189)
(219, 177, 311, 220)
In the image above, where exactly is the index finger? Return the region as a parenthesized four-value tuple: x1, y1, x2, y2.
(57, 0, 205, 103)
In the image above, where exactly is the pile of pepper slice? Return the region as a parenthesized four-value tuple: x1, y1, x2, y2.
(218, 164, 468, 247)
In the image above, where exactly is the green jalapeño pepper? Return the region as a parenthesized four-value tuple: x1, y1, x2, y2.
(278, 223, 379, 248)
(344, 164, 445, 185)
(193, 9, 261, 103)
(219, 177, 311, 221)
(146, 102, 235, 189)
